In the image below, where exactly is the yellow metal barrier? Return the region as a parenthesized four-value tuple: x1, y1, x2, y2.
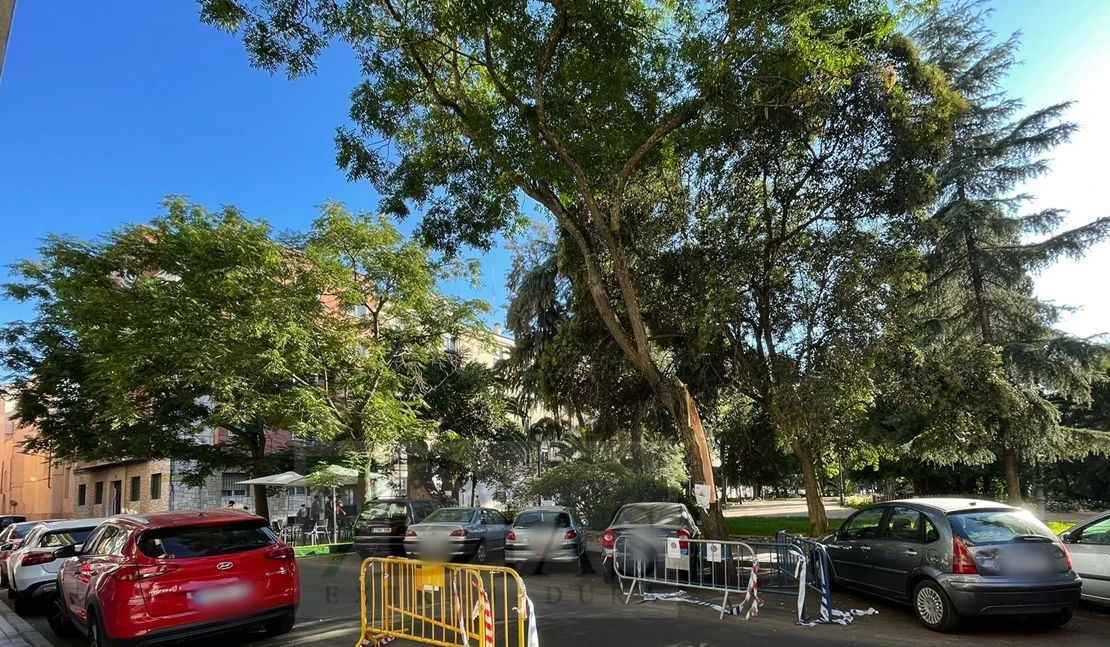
(356, 557, 537, 647)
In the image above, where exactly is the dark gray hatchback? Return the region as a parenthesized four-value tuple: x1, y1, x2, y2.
(353, 498, 442, 559)
(818, 498, 1080, 632)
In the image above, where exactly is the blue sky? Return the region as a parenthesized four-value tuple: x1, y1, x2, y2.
(1, 0, 1107, 336)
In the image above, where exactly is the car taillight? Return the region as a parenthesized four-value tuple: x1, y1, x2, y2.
(406, 530, 417, 537)
(678, 528, 691, 550)
(951, 533, 978, 574)
(564, 529, 578, 541)
(113, 564, 180, 581)
(602, 529, 615, 549)
(20, 552, 55, 567)
(507, 531, 517, 541)
(364, 525, 373, 535)
(449, 529, 468, 537)
(1059, 542, 1073, 570)
(264, 545, 295, 560)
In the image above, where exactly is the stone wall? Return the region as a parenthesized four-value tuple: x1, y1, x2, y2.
(72, 459, 171, 519)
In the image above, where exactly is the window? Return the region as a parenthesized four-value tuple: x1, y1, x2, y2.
(444, 335, 458, 352)
(948, 509, 1056, 545)
(88, 526, 122, 556)
(77, 484, 87, 506)
(150, 473, 162, 500)
(924, 517, 940, 543)
(358, 501, 409, 523)
(130, 476, 141, 502)
(94, 481, 104, 505)
(424, 509, 476, 524)
(42, 529, 94, 548)
(840, 507, 886, 540)
(1075, 518, 1110, 545)
(287, 486, 306, 496)
(614, 503, 686, 526)
(80, 527, 106, 555)
(883, 506, 922, 542)
(137, 520, 276, 559)
(221, 472, 248, 498)
(514, 511, 571, 528)
(347, 304, 369, 318)
(413, 502, 441, 523)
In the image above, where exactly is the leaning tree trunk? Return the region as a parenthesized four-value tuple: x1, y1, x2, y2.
(659, 382, 727, 540)
(1001, 417, 1022, 504)
(792, 437, 828, 536)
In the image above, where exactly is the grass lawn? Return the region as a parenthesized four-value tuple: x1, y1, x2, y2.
(725, 517, 1077, 538)
(724, 516, 841, 538)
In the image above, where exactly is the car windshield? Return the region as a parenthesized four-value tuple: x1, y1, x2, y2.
(423, 509, 476, 524)
(137, 521, 277, 559)
(614, 504, 685, 526)
(949, 509, 1057, 545)
(41, 529, 93, 548)
(515, 512, 571, 528)
(360, 502, 408, 522)
(10, 524, 35, 539)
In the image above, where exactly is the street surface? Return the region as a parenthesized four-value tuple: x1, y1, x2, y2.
(7, 552, 1110, 647)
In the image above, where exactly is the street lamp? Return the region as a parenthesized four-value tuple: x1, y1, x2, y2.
(533, 426, 544, 477)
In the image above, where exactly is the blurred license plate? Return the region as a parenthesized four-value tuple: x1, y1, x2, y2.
(372, 527, 391, 534)
(194, 583, 250, 606)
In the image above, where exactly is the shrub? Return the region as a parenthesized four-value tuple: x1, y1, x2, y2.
(529, 462, 694, 530)
(844, 494, 873, 509)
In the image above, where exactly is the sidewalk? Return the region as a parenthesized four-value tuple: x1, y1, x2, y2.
(0, 601, 53, 647)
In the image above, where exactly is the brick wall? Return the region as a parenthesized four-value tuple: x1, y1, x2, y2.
(72, 459, 171, 519)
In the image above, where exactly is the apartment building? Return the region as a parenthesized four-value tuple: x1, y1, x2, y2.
(1, 397, 75, 520)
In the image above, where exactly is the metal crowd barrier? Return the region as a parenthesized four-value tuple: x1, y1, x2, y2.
(357, 557, 537, 647)
(774, 531, 834, 621)
(612, 534, 834, 623)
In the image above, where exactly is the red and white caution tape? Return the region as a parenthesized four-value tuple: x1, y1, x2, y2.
(470, 581, 494, 647)
(739, 557, 763, 619)
(453, 576, 469, 647)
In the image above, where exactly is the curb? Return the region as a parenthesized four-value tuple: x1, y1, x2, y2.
(294, 542, 353, 557)
(0, 600, 55, 647)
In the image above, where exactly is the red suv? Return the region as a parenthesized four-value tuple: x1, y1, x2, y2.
(48, 509, 299, 647)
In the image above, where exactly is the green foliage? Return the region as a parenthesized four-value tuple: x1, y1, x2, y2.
(529, 462, 693, 530)
(843, 495, 873, 509)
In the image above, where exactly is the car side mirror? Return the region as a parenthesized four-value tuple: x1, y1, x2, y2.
(1059, 531, 1074, 544)
(53, 544, 80, 559)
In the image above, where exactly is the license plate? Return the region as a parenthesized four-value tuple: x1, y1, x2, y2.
(372, 527, 391, 534)
(194, 583, 250, 606)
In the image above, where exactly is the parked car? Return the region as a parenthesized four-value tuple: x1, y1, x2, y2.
(8, 518, 104, 614)
(818, 499, 1080, 632)
(0, 515, 27, 530)
(353, 498, 442, 559)
(1059, 510, 1110, 606)
(49, 509, 299, 646)
(600, 502, 700, 585)
(0, 521, 56, 588)
(505, 506, 587, 572)
(404, 507, 511, 564)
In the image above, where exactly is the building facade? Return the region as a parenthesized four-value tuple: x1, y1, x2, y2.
(1, 397, 75, 520)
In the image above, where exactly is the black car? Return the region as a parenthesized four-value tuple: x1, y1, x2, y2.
(353, 498, 442, 559)
(0, 516, 26, 530)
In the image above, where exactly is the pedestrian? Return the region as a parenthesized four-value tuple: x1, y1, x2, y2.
(297, 504, 312, 532)
(310, 494, 323, 524)
(226, 500, 236, 508)
(324, 496, 336, 531)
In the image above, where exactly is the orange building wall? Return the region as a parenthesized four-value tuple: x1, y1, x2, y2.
(1, 398, 75, 520)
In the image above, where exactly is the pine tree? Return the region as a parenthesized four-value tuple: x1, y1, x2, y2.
(916, 1, 1110, 503)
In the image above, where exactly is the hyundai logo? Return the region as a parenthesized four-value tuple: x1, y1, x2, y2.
(216, 562, 234, 571)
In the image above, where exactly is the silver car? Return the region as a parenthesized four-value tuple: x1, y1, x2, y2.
(819, 499, 1080, 632)
(1060, 510, 1110, 606)
(404, 507, 511, 564)
(505, 506, 586, 571)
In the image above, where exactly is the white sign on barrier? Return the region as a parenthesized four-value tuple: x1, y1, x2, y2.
(666, 538, 681, 559)
(706, 542, 723, 563)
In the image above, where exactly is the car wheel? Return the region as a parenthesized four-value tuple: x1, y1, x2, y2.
(913, 580, 960, 633)
(88, 609, 114, 647)
(263, 612, 296, 637)
(48, 599, 79, 638)
(1033, 607, 1073, 629)
(474, 540, 489, 565)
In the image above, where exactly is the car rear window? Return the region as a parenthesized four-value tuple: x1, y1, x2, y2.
(41, 529, 93, 548)
(614, 504, 685, 526)
(360, 502, 408, 522)
(423, 509, 475, 524)
(515, 512, 571, 528)
(137, 520, 277, 559)
(948, 509, 1057, 546)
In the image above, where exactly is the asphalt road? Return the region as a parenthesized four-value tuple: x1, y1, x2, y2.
(6, 553, 1110, 647)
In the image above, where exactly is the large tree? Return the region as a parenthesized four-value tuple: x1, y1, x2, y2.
(200, 0, 923, 538)
(914, 2, 1110, 502)
(1, 198, 334, 518)
(291, 203, 487, 507)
